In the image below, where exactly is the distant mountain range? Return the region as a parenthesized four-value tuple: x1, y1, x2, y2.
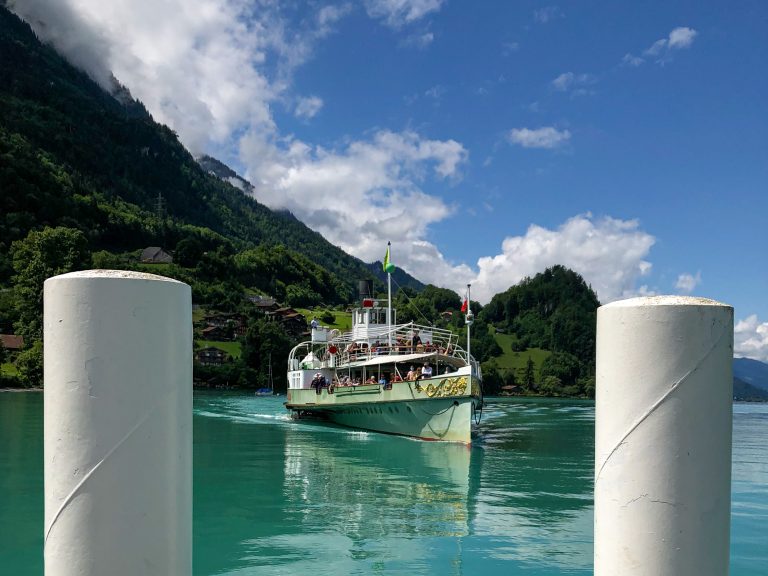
(732, 357, 768, 401)
(733, 357, 768, 391)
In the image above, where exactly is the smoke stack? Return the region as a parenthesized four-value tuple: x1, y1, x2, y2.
(358, 280, 373, 301)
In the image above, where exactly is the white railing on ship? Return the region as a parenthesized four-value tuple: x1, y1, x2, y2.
(288, 322, 475, 369)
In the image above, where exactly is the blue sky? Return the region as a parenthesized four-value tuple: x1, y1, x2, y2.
(13, 0, 767, 359)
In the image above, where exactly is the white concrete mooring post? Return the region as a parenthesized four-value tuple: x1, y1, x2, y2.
(595, 296, 733, 576)
(43, 270, 192, 576)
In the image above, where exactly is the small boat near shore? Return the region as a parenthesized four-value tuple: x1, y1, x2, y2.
(285, 269, 483, 443)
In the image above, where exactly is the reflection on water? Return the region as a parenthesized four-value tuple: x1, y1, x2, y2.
(280, 428, 472, 539)
(193, 393, 595, 575)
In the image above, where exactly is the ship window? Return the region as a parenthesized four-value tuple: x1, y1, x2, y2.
(370, 310, 386, 325)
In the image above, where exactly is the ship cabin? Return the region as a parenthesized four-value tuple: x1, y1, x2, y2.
(351, 299, 393, 344)
(287, 299, 474, 392)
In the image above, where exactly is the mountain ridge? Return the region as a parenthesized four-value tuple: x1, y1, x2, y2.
(733, 357, 768, 392)
(0, 5, 425, 301)
(197, 153, 426, 293)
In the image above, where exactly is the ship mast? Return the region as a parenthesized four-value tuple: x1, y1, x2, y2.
(465, 284, 473, 371)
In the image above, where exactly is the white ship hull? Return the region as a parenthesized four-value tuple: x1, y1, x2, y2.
(286, 374, 481, 443)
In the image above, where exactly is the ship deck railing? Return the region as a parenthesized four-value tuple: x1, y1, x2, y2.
(288, 322, 478, 373)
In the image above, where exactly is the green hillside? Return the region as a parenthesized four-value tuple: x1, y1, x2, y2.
(296, 309, 353, 331)
(490, 330, 551, 381)
(197, 341, 242, 359)
(480, 266, 599, 397)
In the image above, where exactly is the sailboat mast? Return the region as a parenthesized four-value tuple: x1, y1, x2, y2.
(268, 352, 274, 392)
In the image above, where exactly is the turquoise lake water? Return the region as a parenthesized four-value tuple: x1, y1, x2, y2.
(0, 392, 766, 575)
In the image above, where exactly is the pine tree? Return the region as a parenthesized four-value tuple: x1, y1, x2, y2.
(524, 356, 535, 390)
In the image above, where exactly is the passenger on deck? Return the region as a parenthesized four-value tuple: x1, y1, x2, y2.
(366, 375, 377, 384)
(378, 375, 388, 385)
(310, 317, 319, 329)
(392, 373, 403, 382)
(406, 365, 417, 381)
(311, 373, 323, 391)
(411, 331, 422, 350)
(421, 363, 433, 379)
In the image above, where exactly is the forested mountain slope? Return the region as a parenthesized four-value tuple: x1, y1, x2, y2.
(0, 5, 424, 301)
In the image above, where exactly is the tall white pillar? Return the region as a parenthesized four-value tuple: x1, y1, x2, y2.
(44, 270, 192, 575)
(595, 296, 733, 575)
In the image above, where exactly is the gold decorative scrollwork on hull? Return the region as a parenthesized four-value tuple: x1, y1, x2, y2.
(424, 376, 468, 398)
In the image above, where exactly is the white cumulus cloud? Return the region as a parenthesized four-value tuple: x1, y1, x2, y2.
(668, 26, 698, 49)
(7, 0, 116, 90)
(508, 127, 571, 149)
(735, 315, 768, 362)
(551, 72, 596, 96)
(466, 214, 656, 304)
(10, 0, 350, 154)
(295, 96, 324, 119)
(621, 53, 645, 67)
(239, 129, 468, 265)
(365, 0, 445, 27)
(401, 31, 435, 48)
(625, 26, 698, 66)
(675, 271, 701, 293)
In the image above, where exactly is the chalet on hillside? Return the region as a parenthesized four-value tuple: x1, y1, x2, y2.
(267, 307, 307, 336)
(195, 347, 232, 366)
(202, 313, 247, 338)
(201, 326, 228, 341)
(140, 247, 173, 264)
(248, 295, 279, 312)
(0, 334, 24, 354)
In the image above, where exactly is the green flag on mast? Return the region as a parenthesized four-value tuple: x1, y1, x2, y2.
(383, 244, 395, 274)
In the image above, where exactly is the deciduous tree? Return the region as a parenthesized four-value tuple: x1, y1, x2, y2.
(11, 226, 91, 341)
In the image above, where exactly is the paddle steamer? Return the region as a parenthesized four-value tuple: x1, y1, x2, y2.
(286, 276, 483, 443)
